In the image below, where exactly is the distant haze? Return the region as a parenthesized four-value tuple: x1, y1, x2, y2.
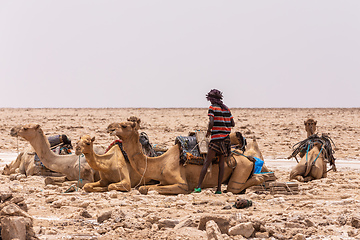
(1, 1, 359, 108)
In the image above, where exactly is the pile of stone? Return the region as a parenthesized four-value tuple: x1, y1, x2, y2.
(0, 192, 38, 240)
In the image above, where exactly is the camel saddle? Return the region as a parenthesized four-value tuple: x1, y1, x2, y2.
(176, 135, 203, 165)
(176, 134, 243, 167)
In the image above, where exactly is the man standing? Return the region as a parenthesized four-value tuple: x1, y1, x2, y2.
(195, 89, 235, 194)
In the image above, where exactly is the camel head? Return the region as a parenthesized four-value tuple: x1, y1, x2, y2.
(75, 135, 95, 156)
(2, 164, 11, 175)
(107, 123, 121, 137)
(304, 119, 317, 136)
(229, 132, 246, 150)
(107, 121, 138, 141)
(10, 124, 42, 141)
(127, 116, 141, 130)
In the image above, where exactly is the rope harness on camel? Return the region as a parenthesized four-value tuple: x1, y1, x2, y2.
(288, 134, 336, 172)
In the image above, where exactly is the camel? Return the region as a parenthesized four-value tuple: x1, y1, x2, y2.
(75, 135, 147, 192)
(10, 124, 100, 187)
(289, 119, 336, 181)
(290, 141, 327, 182)
(107, 121, 270, 195)
(2, 147, 65, 177)
(304, 118, 317, 137)
(3, 135, 73, 176)
(2, 147, 35, 176)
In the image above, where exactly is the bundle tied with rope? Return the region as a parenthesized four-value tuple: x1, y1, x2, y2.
(288, 133, 336, 170)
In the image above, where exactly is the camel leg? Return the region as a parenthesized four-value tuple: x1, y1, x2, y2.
(289, 164, 306, 181)
(108, 166, 132, 192)
(240, 174, 265, 192)
(45, 176, 67, 186)
(294, 176, 305, 182)
(84, 180, 109, 192)
(303, 176, 315, 182)
(228, 174, 265, 194)
(139, 182, 189, 195)
(108, 180, 131, 192)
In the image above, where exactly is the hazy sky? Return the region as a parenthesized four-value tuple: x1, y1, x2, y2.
(1, 1, 359, 108)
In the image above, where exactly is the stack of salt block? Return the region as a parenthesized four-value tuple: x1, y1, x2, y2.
(269, 182, 299, 195)
(250, 172, 277, 192)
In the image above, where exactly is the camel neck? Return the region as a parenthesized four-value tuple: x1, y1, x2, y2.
(29, 132, 57, 161)
(27, 131, 76, 173)
(121, 134, 152, 176)
(83, 149, 110, 172)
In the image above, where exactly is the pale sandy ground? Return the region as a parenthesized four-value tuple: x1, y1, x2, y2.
(0, 108, 359, 239)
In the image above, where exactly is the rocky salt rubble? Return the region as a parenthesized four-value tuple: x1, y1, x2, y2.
(0, 169, 359, 239)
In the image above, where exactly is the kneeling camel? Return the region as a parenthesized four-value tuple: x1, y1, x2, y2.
(107, 121, 269, 195)
(10, 124, 99, 186)
(75, 135, 147, 192)
(289, 134, 336, 182)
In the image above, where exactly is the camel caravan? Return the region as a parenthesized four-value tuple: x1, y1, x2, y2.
(3, 116, 336, 195)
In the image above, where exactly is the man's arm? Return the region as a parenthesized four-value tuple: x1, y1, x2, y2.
(231, 118, 235, 127)
(206, 115, 214, 137)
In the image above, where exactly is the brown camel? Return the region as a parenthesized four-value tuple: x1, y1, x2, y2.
(107, 121, 269, 195)
(3, 135, 74, 176)
(2, 147, 64, 177)
(10, 124, 100, 186)
(289, 119, 336, 181)
(304, 118, 317, 137)
(290, 141, 327, 182)
(2, 146, 37, 176)
(75, 135, 147, 192)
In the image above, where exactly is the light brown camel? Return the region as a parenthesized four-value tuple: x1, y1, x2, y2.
(289, 119, 336, 181)
(10, 124, 100, 186)
(304, 118, 317, 137)
(2, 147, 64, 177)
(107, 121, 269, 195)
(3, 137, 73, 176)
(290, 142, 327, 182)
(75, 135, 147, 192)
(2, 147, 36, 176)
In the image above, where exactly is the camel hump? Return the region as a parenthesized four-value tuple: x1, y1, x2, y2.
(247, 137, 259, 150)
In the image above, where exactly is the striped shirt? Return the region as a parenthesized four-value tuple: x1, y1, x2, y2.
(208, 104, 233, 140)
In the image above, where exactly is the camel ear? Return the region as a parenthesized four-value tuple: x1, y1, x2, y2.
(91, 137, 95, 142)
(35, 124, 40, 129)
(314, 121, 317, 125)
